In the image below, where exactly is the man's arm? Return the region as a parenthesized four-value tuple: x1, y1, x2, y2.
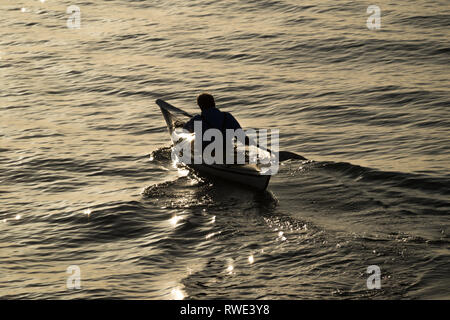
(226, 113, 242, 130)
(183, 115, 201, 133)
(227, 113, 266, 149)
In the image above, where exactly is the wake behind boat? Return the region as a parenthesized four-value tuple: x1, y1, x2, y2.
(156, 99, 272, 191)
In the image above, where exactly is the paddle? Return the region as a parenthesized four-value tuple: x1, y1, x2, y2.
(155, 99, 307, 162)
(156, 99, 193, 118)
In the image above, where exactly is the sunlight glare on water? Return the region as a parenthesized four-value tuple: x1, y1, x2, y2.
(171, 287, 185, 300)
(0, 0, 448, 300)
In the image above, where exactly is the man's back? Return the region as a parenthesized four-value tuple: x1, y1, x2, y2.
(183, 107, 241, 133)
(183, 93, 245, 162)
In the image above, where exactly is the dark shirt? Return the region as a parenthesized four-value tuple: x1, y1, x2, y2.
(183, 108, 241, 133)
(183, 108, 243, 159)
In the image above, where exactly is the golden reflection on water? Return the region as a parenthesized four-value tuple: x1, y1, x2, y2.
(171, 287, 185, 300)
(226, 264, 234, 274)
(205, 232, 215, 240)
(169, 215, 182, 227)
(1, 0, 447, 300)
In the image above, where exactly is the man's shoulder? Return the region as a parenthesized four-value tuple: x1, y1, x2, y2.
(222, 111, 241, 129)
(223, 111, 238, 121)
(221, 111, 233, 118)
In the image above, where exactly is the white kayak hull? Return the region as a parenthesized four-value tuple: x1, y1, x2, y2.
(189, 163, 271, 191)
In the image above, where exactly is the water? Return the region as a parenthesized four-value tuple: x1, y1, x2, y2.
(0, 0, 449, 299)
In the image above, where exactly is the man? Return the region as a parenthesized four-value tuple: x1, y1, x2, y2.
(183, 93, 244, 163)
(183, 93, 242, 134)
(181, 93, 304, 165)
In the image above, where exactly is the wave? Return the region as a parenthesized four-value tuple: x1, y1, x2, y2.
(149, 144, 450, 197)
(318, 161, 450, 196)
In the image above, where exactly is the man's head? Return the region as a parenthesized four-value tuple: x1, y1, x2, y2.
(197, 93, 216, 111)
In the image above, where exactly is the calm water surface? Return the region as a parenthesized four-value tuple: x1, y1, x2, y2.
(0, 0, 449, 299)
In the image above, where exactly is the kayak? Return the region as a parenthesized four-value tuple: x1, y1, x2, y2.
(156, 99, 271, 191)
